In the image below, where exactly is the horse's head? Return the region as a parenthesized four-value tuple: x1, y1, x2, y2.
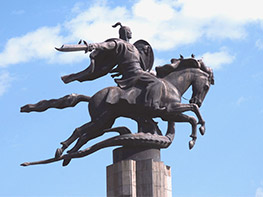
(156, 57, 214, 107)
(190, 61, 214, 107)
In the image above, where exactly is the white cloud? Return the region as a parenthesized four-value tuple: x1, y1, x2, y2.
(236, 96, 246, 106)
(0, 26, 91, 67)
(256, 187, 263, 197)
(153, 58, 166, 68)
(71, 2, 85, 13)
(178, 0, 263, 21)
(0, 71, 12, 96)
(64, 3, 129, 42)
(0, 26, 63, 67)
(256, 39, 263, 50)
(133, 0, 175, 22)
(201, 49, 235, 69)
(0, 0, 262, 67)
(204, 19, 247, 40)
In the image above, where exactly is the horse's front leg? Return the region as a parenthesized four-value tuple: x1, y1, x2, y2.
(172, 114, 197, 149)
(167, 103, 206, 136)
(190, 103, 206, 135)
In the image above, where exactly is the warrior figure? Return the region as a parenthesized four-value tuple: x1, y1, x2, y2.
(112, 22, 132, 42)
(61, 24, 164, 111)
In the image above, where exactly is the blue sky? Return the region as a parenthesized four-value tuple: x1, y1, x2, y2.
(1, 0, 263, 196)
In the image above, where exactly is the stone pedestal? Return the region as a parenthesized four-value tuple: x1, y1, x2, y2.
(107, 147, 172, 197)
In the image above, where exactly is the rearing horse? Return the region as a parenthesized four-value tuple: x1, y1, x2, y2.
(21, 58, 214, 166)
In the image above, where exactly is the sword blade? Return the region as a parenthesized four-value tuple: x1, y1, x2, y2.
(55, 44, 88, 52)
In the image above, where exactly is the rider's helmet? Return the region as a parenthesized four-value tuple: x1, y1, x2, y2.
(112, 22, 132, 42)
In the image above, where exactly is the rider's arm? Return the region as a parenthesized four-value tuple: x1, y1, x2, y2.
(89, 41, 116, 52)
(61, 40, 117, 84)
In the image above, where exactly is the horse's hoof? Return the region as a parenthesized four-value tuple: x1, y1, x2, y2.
(55, 148, 63, 158)
(62, 158, 71, 166)
(199, 126, 205, 135)
(189, 140, 195, 150)
(20, 105, 29, 112)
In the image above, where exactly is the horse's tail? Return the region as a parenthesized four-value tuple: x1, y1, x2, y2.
(20, 94, 91, 113)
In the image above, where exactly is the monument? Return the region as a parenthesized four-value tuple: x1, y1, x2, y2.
(20, 22, 214, 196)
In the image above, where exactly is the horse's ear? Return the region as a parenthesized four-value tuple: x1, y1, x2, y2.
(171, 58, 178, 63)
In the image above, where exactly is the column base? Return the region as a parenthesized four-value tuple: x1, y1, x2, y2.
(107, 148, 172, 197)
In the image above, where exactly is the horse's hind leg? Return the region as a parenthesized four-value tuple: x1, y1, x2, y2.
(55, 111, 116, 158)
(55, 121, 96, 158)
(66, 119, 115, 154)
(67, 124, 132, 154)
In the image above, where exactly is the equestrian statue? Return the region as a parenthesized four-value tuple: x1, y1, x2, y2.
(20, 22, 214, 167)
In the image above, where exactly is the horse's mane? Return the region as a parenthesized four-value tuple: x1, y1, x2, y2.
(156, 58, 214, 85)
(156, 58, 197, 77)
(157, 58, 212, 77)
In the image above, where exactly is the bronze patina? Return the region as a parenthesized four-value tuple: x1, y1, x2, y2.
(21, 23, 214, 167)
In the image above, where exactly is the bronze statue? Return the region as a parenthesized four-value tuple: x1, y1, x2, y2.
(112, 22, 132, 42)
(20, 23, 214, 167)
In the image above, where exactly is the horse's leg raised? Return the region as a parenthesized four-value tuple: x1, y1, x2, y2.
(55, 121, 96, 158)
(172, 114, 197, 149)
(190, 104, 206, 135)
(66, 117, 115, 154)
(60, 111, 116, 166)
(167, 103, 206, 135)
(55, 110, 117, 158)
